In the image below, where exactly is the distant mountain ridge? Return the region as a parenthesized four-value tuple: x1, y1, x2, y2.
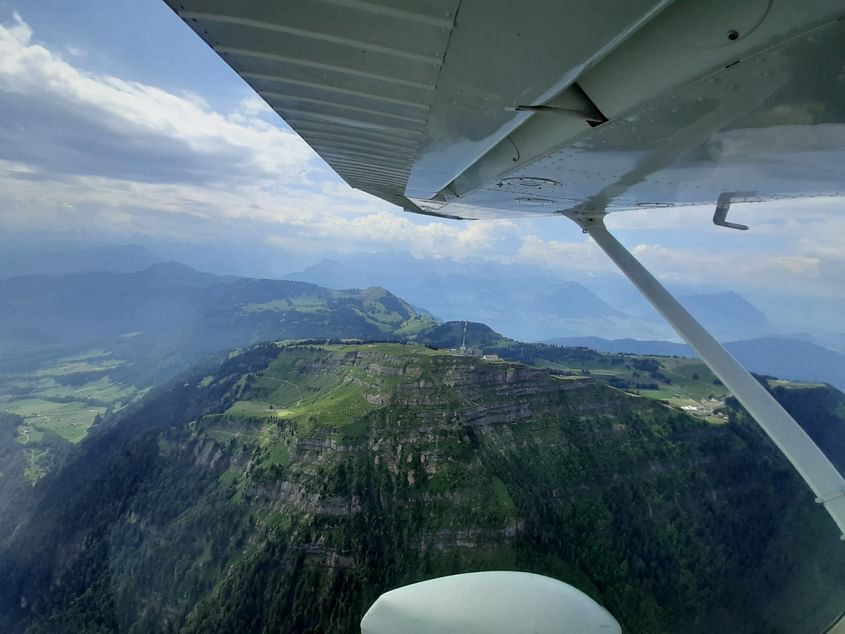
(0, 263, 436, 383)
(284, 254, 649, 341)
(282, 252, 793, 343)
(545, 335, 845, 391)
(0, 243, 785, 342)
(0, 242, 161, 279)
(678, 291, 771, 339)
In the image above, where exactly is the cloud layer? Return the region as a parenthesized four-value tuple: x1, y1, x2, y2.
(0, 12, 520, 260)
(0, 13, 312, 184)
(0, 10, 843, 316)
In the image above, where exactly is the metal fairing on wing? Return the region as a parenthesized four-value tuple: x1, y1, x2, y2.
(165, 0, 845, 220)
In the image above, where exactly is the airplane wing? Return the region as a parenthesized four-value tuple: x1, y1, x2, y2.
(164, 0, 845, 220)
(163, 1, 845, 631)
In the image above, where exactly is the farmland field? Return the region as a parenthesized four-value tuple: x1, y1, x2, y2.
(0, 349, 142, 481)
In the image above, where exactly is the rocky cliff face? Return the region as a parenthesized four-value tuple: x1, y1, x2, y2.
(3, 344, 845, 634)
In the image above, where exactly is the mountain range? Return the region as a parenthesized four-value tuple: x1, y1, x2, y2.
(0, 262, 435, 384)
(0, 242, 160, 279)
(3, 258, 843, 418)
(2, 258, 845, 632)
(283, 253, 786, 342)
(5, 239, 843, 347)
(283, 253, 636, 341)
(1, 342, 843, 633)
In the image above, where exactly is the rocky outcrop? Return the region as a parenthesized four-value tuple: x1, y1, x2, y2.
(10, 344, 845, 634)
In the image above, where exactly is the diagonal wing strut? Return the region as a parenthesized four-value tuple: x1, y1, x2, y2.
(565, 209, 845, 541)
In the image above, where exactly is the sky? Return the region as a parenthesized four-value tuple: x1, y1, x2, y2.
(0, 1, 843, 333)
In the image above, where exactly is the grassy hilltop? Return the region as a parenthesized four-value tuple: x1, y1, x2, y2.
(2, 265, 844, 633)
(2, 343, 843, 633)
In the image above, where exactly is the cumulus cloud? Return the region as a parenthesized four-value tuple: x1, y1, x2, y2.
(630, 242, 821, 286)
(516, 234, 615, 275)
(270, 212, 516, 258)
(516, 227, 839, 298)
(599, 198, 845, 297)
(0, 12, 521, 260)
(0, 12, 314, 185)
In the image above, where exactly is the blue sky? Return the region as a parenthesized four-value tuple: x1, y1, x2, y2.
(0, 2, 843, 332)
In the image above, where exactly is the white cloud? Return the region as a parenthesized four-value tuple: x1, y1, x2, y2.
(0, 13, 531, 262)
(65, 44, 85, 58)
(517, 218, 839, 294)
(270, 212, 517, 259)
(0, 155, 517, 260)
(0, 13, 314, 184)
(516, 234, 616, 275)
(630, 242, 821, 286)
(236, 95, 274, 118)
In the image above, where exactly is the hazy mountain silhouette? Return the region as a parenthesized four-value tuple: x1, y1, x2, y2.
(545, 335, 845, 390)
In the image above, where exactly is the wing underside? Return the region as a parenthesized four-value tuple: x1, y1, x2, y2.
(166, 0, 845, 221)
(161, 3, 845, 631)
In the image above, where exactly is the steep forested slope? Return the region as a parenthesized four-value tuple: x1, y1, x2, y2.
(0, 268, 436, 512)
(1, 344, 843, 633)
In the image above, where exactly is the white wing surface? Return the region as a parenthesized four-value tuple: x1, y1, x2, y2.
(360, 572, 621, 634)
(165, 0, 845, 219)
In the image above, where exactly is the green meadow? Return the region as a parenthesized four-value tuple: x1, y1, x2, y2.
(0, 348, 142, 481)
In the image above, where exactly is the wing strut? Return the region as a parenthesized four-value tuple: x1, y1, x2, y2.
(565, 211, 845, 540)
